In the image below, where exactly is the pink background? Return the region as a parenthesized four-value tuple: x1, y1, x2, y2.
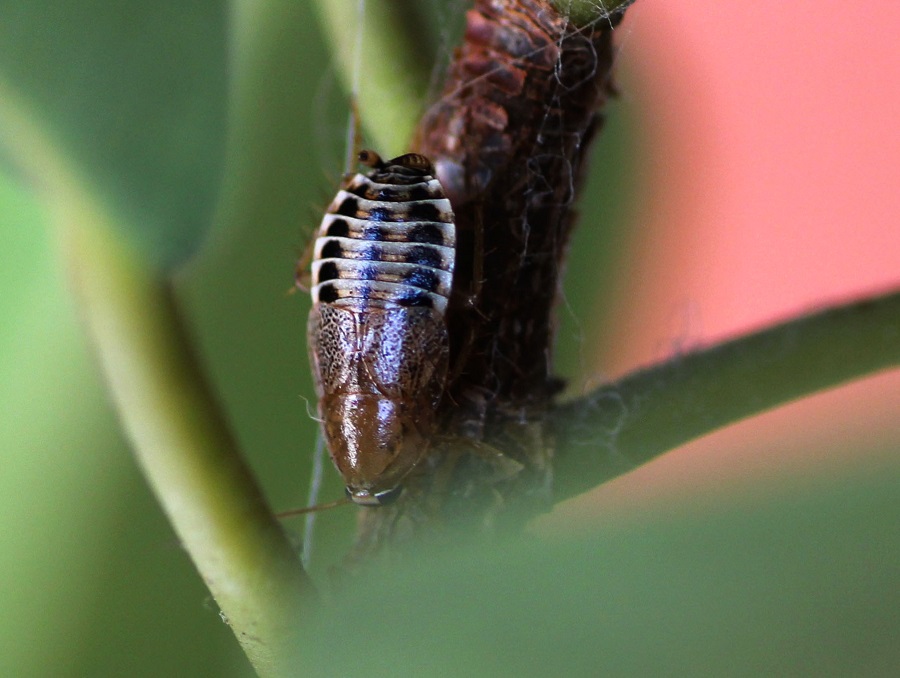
(556, 1, 899, 519)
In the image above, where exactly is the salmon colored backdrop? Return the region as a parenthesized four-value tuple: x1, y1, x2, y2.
(563, 1, 899, 517)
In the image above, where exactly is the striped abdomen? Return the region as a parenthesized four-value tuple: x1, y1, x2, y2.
(307, 152, 456, 505)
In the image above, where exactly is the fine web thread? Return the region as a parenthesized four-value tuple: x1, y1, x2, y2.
(301, 431, 327, 570)
(302, 0, 367, 567)
(343, 0, 367, 175)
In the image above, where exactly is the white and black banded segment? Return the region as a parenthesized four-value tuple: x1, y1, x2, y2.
(311, 158, 456, 314)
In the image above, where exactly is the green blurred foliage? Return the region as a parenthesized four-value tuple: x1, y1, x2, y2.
(0, 0, 896, 675)
(0, 1, 228, 270)
(0, 168, 248, 676)
(308, 455, 900, 676)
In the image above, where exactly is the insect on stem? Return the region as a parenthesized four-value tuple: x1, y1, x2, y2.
(305, 150, 456, 505)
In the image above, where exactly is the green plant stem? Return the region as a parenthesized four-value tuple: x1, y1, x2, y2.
(66, 222, 312, 676)
(0, 79, 313, 678)
(553, 290, 900, 502)
(551, 0, 635, 26)
(309, 0, 433, 154)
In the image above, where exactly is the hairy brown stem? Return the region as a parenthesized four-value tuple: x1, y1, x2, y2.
(349, 0, 627, 554)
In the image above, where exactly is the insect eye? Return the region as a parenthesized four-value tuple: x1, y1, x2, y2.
(358, 149, 382, 168)
(344, 485, 403, 507)
(374, 485, 403, 506)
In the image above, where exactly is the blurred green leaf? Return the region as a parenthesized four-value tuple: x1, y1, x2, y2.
(0, 1, 228, 270)
(0, 173, 248, 677)
(308, 456, 900, 676)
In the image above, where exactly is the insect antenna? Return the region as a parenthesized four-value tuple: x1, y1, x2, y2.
(275, 497, 352, 520)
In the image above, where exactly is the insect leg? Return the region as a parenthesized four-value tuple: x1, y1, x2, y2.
(447, 209, 488, 384)
(293, 235, 315, 292)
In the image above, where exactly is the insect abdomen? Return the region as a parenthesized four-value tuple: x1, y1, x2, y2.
(311, 176, 455, 312)
(307, 152, 456, 505)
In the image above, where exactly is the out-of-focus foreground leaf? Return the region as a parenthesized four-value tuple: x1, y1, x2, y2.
(310, 453, 899, 676)
(0, 1, 227, 270)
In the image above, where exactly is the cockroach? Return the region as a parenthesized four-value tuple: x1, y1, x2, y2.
(305, 150, 456, 506)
